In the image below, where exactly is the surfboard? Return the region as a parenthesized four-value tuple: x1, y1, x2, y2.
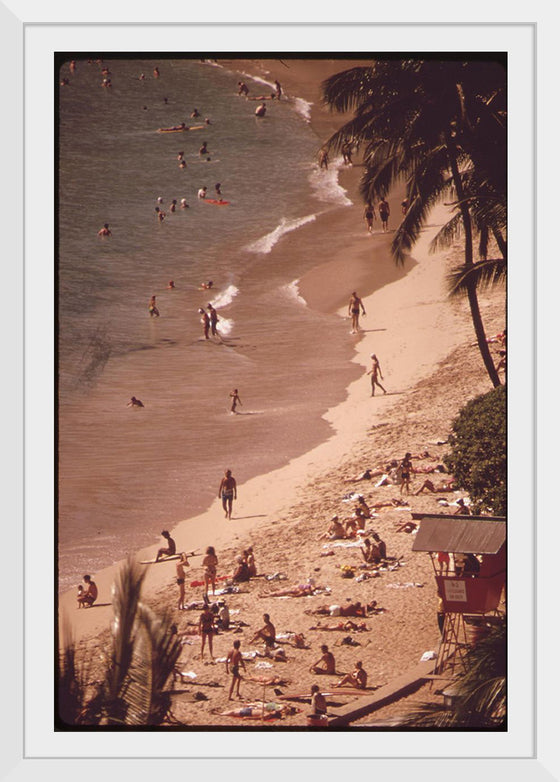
(188, 125, 206, 130)
(139, 554, 182, 564)
(279, 688, 370, 700)
(203, 199, 230, 206)
(157, 128, 188, 133)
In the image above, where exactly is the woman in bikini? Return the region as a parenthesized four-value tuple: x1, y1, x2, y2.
(202, 546, 218, 596)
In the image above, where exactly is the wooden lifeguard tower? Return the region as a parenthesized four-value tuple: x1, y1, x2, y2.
(411, 514, 506, 677)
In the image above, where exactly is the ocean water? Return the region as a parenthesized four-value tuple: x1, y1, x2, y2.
(57, 57, 358, 592)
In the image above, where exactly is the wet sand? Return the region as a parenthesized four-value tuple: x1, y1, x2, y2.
(56, 58, 506, 729)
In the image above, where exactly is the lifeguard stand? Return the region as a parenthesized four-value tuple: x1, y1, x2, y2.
(411, 514, 506, 676)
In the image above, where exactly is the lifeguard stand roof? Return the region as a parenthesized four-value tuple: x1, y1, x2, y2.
(411, 514, 506, 554)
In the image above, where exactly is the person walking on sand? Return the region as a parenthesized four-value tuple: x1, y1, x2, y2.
(198, 308, 210, 339)
(202, 546, 218, 596)
(219, 469, 237, 518)
(207, 303, 219, 336)
(226, 639, 246, 699)
(274, 79, 282, 99)
(348, 292, 366, 334)
(363, 202, 376, 234)
(378, 197, 390, 232)
(367, 354, 386, 396)
(229, 388, 242, 414)
(198, 603, 215, 660)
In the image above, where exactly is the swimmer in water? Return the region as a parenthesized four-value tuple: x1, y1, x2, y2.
(200, 280, 213, 290)
(198, 186, 208, 199)
(215, 183, 222, 196)
(167, 280, 175, 289)
(97, 223, 112, 236)
(199, 141, 208, 156)
(229, 389, 242, 414)
(207, 303, 219, 336)
(255, 103, 266, 118)
(179, 159, 187, 169)
(191, 108, 201, 118)
(170, 199, 177, 213)
(149, 295, 160, 317)
(199, 308, 210, 339)
(153, 66, 160, 78)
(127, 396, 144, 408)
(180, 198, 189, 208)
(155, 207, 166, 222)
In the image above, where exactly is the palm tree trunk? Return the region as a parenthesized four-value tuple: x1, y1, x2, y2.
(446, 132, 501, 387)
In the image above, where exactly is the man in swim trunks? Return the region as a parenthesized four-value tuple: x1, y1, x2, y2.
(219, 469, 237, 519)
(348, 292, 366, 334)
(226, 639, 246, 699)
(207, 303, 219, 336)
(251, 613, 276, 651)
(156, 530, 176, 561)
(149, 295, 160, 317)
(378, 197, 390, 231)
(310, 644, 336, 675)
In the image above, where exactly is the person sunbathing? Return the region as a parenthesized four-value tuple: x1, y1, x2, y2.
(334, 660, 368, 689)
(309, 645, 336, 675)
(395, 521, 418, 534)
(361, 538, 381, 564)
(309, 620, 368, 632)
(259, 583, 316, 598)
(414, 478, 457, 495)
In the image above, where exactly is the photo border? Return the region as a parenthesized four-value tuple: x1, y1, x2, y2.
(3, 3, 551, 779)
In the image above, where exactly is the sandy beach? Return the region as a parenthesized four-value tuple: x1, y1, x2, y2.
(57, 59, 506, 728)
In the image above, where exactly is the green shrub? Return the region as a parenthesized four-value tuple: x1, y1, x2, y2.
(444, 386, 506, 515)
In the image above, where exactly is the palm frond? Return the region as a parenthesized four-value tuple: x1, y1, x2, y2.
(447, 259, 507, 297)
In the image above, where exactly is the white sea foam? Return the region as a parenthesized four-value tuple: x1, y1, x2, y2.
(292, 97, 313, 123)
(245, 214, 316, 254)
(282, 279, 307, 306)
(308, 156, 353, 206)
(209, 284, 239, 309)
(216, 317, 233, 336)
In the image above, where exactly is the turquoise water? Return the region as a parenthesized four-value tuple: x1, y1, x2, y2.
(57, 57, 357, 592)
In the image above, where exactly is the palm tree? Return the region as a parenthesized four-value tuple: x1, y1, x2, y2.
(58, 558, 182, 727)
(398, 619, 506, 729)
(322, 58, 506, 387)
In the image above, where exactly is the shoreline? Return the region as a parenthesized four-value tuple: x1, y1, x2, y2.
(58, 61, 505, 729)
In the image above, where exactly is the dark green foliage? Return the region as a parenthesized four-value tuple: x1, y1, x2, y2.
(444, 386, 506, 515)
(57, 558, 183, 727)
(400, 619, 506, 728)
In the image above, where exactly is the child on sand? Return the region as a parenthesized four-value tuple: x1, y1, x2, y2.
(226, 640, 246, 699)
